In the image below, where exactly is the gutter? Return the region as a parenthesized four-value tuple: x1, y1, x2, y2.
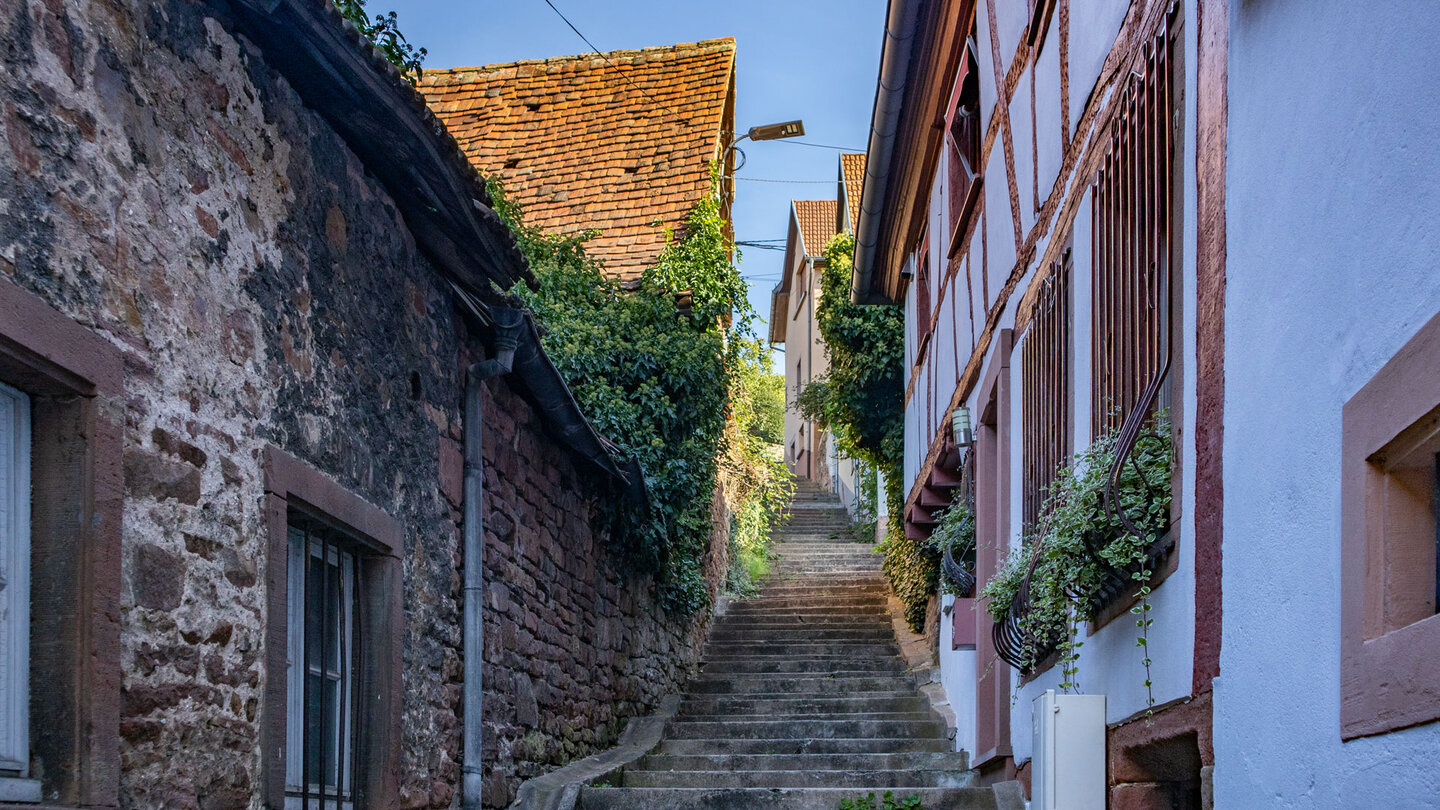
(851, 0, 922, 304)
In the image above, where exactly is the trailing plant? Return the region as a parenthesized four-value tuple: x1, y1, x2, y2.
(334, 0, 427, 84)
(982, 413, 1173, 703)
(839, 791, 925, 810)
(923, 499, 976, 596)
(492, 173, 778, 614)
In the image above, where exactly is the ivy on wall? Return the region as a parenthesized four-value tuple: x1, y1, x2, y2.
(792, 233, 936, 631)
(492, 176, 783, 614)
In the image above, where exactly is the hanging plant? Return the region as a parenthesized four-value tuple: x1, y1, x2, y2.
(924, 499, 976, 597)
(981, 412, 1173, 702)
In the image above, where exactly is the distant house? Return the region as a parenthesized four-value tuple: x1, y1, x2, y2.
(772, 200, 836, 482)
(837, 151, 866, 235)
(420, 40, 738, 282)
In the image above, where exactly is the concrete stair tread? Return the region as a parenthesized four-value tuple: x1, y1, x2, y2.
(578, 786, 998, 809)
(635, 752, 967, 771)
(620, 769, 975, 789)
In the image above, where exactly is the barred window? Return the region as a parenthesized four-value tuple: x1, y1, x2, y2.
(286, 513, 359, 810)
(1091, 13, 1179, 437)
(1022, 249, 1072, 530)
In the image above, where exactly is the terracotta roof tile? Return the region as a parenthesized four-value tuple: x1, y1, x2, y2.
(840, 152, 866, 233)
(793, 200, 838, 259)
(420, 39, 737, 281)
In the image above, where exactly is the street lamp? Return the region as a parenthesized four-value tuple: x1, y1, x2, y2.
(725, 120, 806, 171)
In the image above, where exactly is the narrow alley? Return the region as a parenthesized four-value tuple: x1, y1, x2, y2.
(578, 481, 1014, 808)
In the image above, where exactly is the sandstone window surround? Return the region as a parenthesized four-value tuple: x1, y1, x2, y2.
(0, 278, 123, 809)
(1341, 309, 1440, 740)
(262, 447, 402, 808)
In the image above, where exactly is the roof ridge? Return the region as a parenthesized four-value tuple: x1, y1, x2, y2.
(425, 37, 736, 76)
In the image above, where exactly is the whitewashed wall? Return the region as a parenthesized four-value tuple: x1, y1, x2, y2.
(1215, 1, 1440, 805)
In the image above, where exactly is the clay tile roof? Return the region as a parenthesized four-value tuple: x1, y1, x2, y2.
(840, 152, 867, 232)
(419, 38, 737, 281)
(793, 200, 838, 259)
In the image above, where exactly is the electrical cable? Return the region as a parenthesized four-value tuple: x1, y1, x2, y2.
(537, 0, 693, 124)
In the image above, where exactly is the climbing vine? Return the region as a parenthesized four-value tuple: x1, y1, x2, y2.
(791, 233, 931, 629)
(335, 0, 427, 84)
(982, 413, 1173, 705)
(492, 173, 782, 614)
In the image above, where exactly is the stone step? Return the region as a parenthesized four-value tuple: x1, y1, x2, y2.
(654, 737, 954, 756)
(719, 605, 891, 618)
(634, 751, 967, 773)
(698, 659, 906, 676)
(678, 694, 930, 716)
(620, 768, 974, 789)
(708, 627, 895, 642)
(727, 594, 888, 609)
(664, 718, 942, 740)
(578, 787, 999, 810)
(704, 642, 901, 658)
(713, 615, 894, 628)
(684, 675, 913, 694)
(752, 583, 887, 596)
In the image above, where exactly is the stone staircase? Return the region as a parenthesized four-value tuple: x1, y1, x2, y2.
(576, 479, 998, 809)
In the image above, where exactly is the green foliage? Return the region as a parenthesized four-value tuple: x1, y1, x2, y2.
(808, 233, 906, 467)
(492, 174, 773, 614)
(723, 338, 794, 596)
(733, 339, 786, 445)
(839, 791, 925, 810)
(334, 0, 427, 84)
(982, 413, 1173, 702)
(796, 232, 925, 628)
(923, 499, 976, 596)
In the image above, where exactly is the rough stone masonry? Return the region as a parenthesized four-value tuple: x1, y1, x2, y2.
(0, 0, 722, 806)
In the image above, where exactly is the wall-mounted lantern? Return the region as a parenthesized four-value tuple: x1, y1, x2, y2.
(952, 405, 974, 447)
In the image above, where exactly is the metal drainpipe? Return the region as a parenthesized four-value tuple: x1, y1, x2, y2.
(461, 308, 524, 810)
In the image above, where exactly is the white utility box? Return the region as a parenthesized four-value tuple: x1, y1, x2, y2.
(1031, 690, 1107, 810)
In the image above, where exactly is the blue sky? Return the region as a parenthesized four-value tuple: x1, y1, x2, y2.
(383, 0, 884, 370)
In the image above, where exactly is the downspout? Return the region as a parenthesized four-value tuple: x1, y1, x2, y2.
(461, 307, 524, 810)
(851, 0, 921, 304)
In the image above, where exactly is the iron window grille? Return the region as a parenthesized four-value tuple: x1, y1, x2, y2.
(1090, 12, 1179, 438)
(1021, 248, 1072, 531)
(286, 512, 359, 810)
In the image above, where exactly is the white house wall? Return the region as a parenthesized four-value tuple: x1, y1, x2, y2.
(1216, 1, 1440, 806)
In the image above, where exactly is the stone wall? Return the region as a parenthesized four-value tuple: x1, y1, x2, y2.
(477, 379, 715, 807)
(0, 0, 717, 806)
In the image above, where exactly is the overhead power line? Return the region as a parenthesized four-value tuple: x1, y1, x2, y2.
(780, 140, 866, 152)
(538, 0, 692, 123)
(726, 176, 835, 185)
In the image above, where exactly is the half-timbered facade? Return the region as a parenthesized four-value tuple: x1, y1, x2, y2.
(856, 0, 1440, 807)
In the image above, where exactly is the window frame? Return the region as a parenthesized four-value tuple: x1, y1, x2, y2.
(0, 278, 123, 809)
(1341, 310, 1440, 740)
(262, 446, 403, 809)
(0, 381, 32, 799)
(285, 517, 359, 809)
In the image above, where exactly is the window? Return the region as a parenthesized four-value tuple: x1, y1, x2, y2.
(1341, 311, 1440, 739)
(262, 446, 402, 808)
(915, 238, 933, 342)
(1021, 248, 1071, 531)
(286, 514, 359, 809)
(0, 278, 123, 806)
(0, 382, 35, 802)
(946, 34, 982, 252)
(1090, 14, 1179, 437)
